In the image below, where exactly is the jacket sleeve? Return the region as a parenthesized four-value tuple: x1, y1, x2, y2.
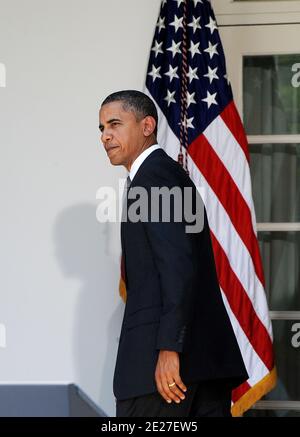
(142, 170, 199, 353)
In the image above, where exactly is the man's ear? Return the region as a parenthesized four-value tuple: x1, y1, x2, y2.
(143, 115, 156, 137)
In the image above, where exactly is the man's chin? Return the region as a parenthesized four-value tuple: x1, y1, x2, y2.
(108, 156, 122, 166)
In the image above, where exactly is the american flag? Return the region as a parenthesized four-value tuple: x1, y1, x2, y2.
(143, 0, 277, 416)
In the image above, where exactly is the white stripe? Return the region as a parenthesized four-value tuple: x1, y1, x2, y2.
(221, 290, 270, 386)
(203, 116, 258, 234)
(146, 98, 273, 340)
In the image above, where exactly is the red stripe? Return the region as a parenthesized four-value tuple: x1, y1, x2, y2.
(189, 134, 265, 286)
(211, 232, 274, 371)
(221, 101, 250, 162)
(232, 381, 251, 403)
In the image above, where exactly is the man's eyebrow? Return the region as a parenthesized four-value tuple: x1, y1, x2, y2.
(108, 118, 122, 123)
(99, 118, 122, 131)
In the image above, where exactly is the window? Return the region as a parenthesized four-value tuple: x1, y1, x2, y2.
(243, 54, 300, 415)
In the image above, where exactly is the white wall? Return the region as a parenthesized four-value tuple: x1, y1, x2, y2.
(0, 0, 161, 416)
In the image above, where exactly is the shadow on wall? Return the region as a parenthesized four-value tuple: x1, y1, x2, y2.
(53, 203, 124, 416)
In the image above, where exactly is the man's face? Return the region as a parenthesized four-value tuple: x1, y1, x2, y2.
(99, 101, 146, 170)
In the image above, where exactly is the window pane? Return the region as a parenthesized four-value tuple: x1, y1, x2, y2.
(258, 232, 300, 311)
(249, 144, 300, 222)
(243, 55, 300, 134)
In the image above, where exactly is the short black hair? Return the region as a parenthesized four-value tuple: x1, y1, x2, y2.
(101, 90, 158, 137)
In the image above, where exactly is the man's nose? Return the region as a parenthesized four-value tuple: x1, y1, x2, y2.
(101, 129, 112, 143)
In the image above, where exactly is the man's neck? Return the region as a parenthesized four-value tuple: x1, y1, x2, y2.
(126, 140, 157, 172)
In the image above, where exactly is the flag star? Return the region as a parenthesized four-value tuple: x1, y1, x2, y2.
(224, 73, 230, 85)
(164, 65, 179, 82)
(151, 40, 163, 57)
(187, 66, 199, 83)
(173, 0, 185, 6)
(170, 15, 183, 32)
(204, 66, 219, 83)
(167, 40, 181, 58)
(189, 41, 201, 58)
(185, 117, 195, 129)
(204, 41, 219, 59)
(164, 90, 176, 107)
(202, 91, 218, 108)
(179, 116, 195, 129)
(187, 91, 196, 108)
(205, 17, 218, 34)
(188, 16, 201, 34)
(156, 16, 165, 33)
(148, 65, 162, 82)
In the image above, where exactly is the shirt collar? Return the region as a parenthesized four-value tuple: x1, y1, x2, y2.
(129, 144, 161, 182)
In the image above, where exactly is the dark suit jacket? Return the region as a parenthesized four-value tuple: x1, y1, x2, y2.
(113, 148, 248, 401)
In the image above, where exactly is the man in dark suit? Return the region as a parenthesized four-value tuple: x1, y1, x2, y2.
(99, 90, 248, 417)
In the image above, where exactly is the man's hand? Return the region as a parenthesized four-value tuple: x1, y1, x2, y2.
(155, 350, 187, 404)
